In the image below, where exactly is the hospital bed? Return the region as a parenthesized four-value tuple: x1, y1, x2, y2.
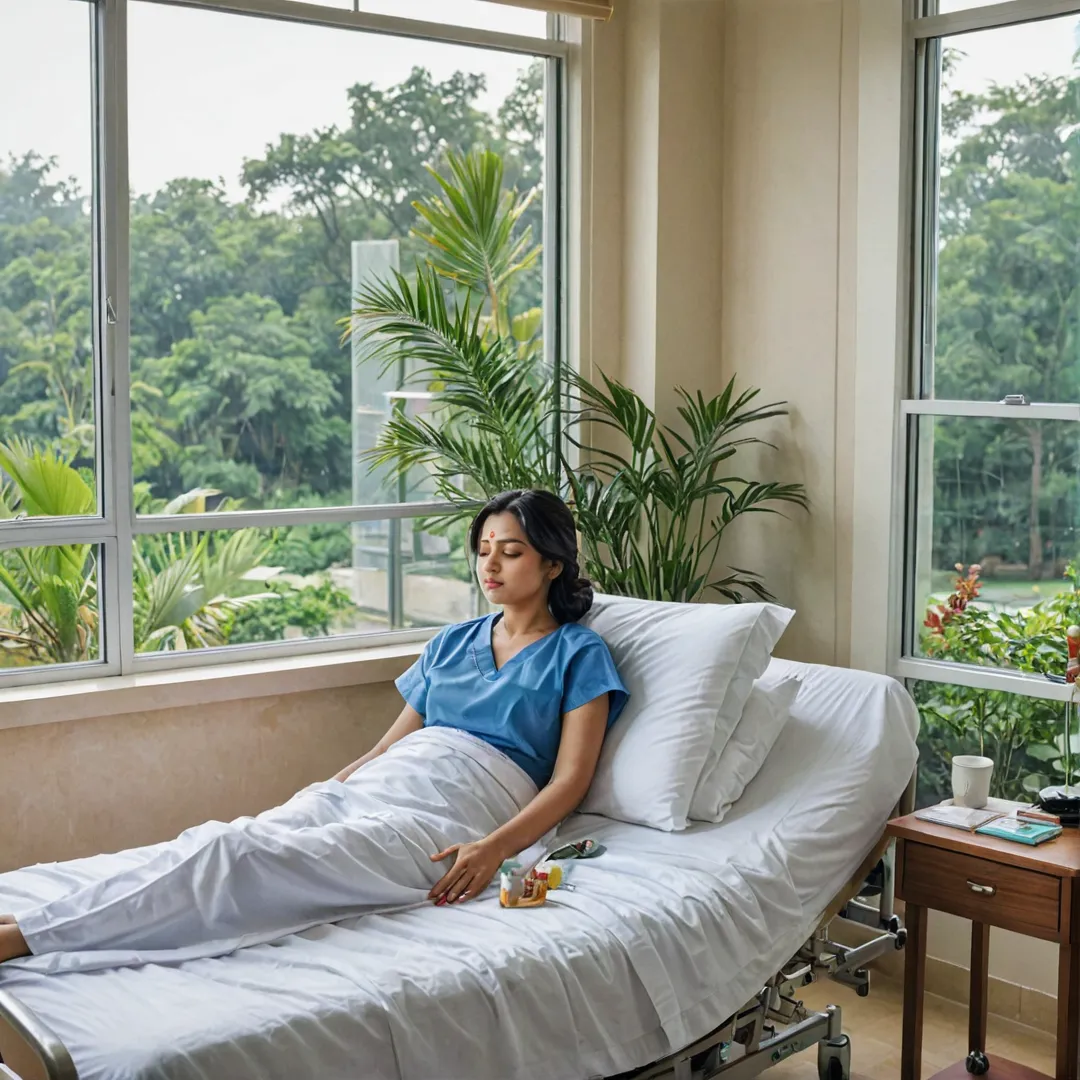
(0, 658, 918, 1080)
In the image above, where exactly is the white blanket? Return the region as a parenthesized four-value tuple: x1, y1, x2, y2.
(3, 727, 543, 974)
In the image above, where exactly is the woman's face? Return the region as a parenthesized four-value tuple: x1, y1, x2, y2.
(476, 511, 561, 608)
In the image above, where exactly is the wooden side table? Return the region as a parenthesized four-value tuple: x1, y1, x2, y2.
(888, 813, 1080, 1080)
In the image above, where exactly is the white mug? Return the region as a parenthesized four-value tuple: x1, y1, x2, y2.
(952, 755, 994, 809)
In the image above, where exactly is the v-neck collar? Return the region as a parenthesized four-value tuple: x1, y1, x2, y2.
(473, 612, 563, 681)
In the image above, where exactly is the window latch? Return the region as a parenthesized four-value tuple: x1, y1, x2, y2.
(105, 297, 117, 326)
(1000, 393, 1029, 406)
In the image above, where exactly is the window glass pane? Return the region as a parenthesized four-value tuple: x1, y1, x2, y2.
(278, 0, 549, 34)
(360, 1, 547, 35)
(932, 2, 998, 11)
(912, 680, 1068, 808)
(931, 14, 1080, 402)
(128, 2, 546, 514)
(911, 415, 1080, 671)
(0, 543, 101, 670)
(132, 519, 478, 653)
(0, 0, 97, 520)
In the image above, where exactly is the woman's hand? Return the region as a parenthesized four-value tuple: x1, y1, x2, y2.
(429, 838, 504, 904)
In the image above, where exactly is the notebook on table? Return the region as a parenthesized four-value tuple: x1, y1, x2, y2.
(914, 805, 1002, 832)
(974, 817, 1063, 846)
(914, 804, 1063, 845)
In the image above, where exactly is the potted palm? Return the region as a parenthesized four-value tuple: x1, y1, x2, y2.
(347, 149, 807, 604)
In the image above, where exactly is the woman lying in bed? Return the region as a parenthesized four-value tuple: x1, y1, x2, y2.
(0, 489, 627, 967)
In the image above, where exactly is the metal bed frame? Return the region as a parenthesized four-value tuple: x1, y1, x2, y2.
(616, 774, 918, 1080)
(0, 778, 915, 1080)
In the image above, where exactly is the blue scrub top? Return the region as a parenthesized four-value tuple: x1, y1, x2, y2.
(395, 613, 629, 789)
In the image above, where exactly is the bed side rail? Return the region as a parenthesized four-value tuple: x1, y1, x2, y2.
(0, 990, 78, 1080)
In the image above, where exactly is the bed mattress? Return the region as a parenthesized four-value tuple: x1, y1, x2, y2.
(0, 660, 919, 1080)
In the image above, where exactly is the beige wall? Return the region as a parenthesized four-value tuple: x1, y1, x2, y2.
(928, 911, 1059, 999)
(717, 0, 851, 665)
(1, 682, 400, 871)
(593, 0, 882, 666)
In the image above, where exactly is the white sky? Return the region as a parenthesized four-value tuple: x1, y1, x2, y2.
(0, 0, 544, 200)
(943, 13, 1080, 96)
(2, 2, 1078, 202)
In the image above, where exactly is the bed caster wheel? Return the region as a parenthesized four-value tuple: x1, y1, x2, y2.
(966, 1050, 990, 1075)
(894, 927, 908, 950)
(856, 983, 870, 998)
(817, 1034, 851, 1080)
(887, 915, 902, 936)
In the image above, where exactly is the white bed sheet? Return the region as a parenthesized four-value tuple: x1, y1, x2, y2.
(0, 660, 918, 1080)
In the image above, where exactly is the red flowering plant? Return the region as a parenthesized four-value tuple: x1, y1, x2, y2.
(915, 562, 1080, 803)
(921, 562, 1080, 676)
(923, 563, 982, 644)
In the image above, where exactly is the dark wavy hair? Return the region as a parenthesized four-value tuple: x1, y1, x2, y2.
(468, 490, 594, 624)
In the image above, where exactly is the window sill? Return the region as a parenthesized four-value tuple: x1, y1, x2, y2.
(0, 642, 423, 733)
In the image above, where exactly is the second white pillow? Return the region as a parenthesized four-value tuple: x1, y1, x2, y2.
(688, 672, 801, 823)
(579, 595, 794, 831)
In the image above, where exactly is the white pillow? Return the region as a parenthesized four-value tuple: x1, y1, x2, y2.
(689, 672, 801, 823)
(579, 595, 794, 831)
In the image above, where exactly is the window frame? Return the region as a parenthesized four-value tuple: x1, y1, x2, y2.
(0, 0, 569, 686)
(896, 0, 1080, 702)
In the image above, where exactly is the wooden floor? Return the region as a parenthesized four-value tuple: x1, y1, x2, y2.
(763, 975, 1056, 1079)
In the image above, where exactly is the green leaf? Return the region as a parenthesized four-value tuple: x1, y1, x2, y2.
(0, 438, 95, 518)
(1027, 743, 1061, 761)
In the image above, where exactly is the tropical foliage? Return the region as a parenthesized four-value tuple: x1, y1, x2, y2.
(0, 440, 97, 664)
(0, 440, 280, 661)
(350, 148, 807, 604)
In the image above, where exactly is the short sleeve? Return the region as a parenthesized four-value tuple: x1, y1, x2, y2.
(395, 627, 447, 717)
(562, 637, 629, 728)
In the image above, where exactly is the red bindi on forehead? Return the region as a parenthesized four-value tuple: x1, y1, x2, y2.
(489, 530, 495, 538)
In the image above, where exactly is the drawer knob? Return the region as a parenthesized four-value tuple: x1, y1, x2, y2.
(967, 880, 996, 897)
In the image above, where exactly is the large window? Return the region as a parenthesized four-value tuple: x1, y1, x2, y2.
(904, 1, 1080, 802)
(0, 0, 563, 683)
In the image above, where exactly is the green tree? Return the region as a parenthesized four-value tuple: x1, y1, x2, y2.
(935, 71, 1080, 578)
(242, 68, 495, 279)
(137, 294, 340, 498)
(0, 154, 93, 463)
(1, 66, 547, 510)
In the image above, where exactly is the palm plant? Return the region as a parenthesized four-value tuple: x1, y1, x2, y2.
(131, 487, 279, 652)
(0, 439, 97, 664)
(133, 527, 276, 652)
(0, 442, 277, 663)
(565, 371, 808, 602)
(412, 148, 541, 350)
(348, 149, 808, 604)
(351, 263, 558, 517)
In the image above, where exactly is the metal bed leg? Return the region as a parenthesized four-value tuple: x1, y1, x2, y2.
(620, 995, 853, 1080)
(701, 1005, 849, 1080)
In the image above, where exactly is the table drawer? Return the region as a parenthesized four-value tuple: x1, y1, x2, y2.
(901, 841, 1061, 938)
